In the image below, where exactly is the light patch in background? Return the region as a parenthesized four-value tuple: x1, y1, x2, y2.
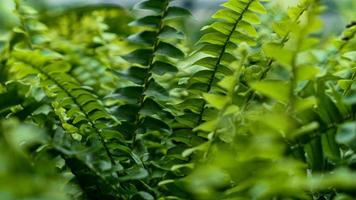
(0, 0, 17, 31)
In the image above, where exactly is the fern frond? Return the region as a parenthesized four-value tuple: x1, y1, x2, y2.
(176, 0, 267, 134)
(115, 0, 189, 148)
(165, 1, 268, 194)
(183, 45, 249, 159)
(9, 49, 120, 165)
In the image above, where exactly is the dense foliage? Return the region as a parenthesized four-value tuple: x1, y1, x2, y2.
(0, 0, 356, 199)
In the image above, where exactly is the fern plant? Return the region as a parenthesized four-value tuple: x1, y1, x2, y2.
(1, 0, 356, 199)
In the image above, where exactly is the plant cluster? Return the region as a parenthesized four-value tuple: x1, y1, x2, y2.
(0, 0, 355, 199)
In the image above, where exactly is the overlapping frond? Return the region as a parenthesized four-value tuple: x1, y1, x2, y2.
(175, 0, 267, 145)
(108, 0, 192, 197)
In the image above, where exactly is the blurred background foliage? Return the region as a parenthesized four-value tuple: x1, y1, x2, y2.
(1, 0, 355, 34)
(0, 120, 75, 200)
(0, 0, 354, 52)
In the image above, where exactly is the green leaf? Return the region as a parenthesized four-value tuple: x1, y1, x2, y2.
(165, 7, 192, 20)
(322, 130, 341, 162)
(295, 96, 317, 112)
(263, 42, 294, 68)
(336, 122, 356, 150)
(140, 116, 171, 134)
(213, 9, 239, 23)
(176, 112, 200, 128)
(128, 31, 156, 45)
(182, 142, 209, 157)
(135, 0, 165, 12)
(222, 1, 244, 14)
(224, 105, 240, 116)
(238, 21, 258, 37)
(159, 26, 184, 39)
(193, 57, 216, 69)
(151, 61, 178, 75)
(89, 110, 110, 122)
(130, 15, 161, 28)
(44, 62, 71, 73)
(198, 32, 227, 45)
(338, 80, 353, 90)
(249, 1, 267, 14)
(242, 11, 261, 25)
(296, 65, 320, 81)
(83, 101, 104, 113)
(123, 49, 153, 66)
(203, 93, 229, 110)
(272, 21, 290, 38)
(118, 166, 148, 181)
(219, 76, 236, 91)
(115, 104, 139, 121)
(12, 50, 50, 67)
(194, 119, 218, 132)
(76, 94, 96, 105)
(124, 66, 148, 85)
(155, 42, 184, 59)
(250, 80, 291, 103)
(230, 31, 257, 46)
(342, 51, 356, 61)
(209, 22, 234, 35)
(189, 70, 214, 84)
(116, 86, 143, 104)
(145, 79, 169, 101)
(140, 98, 172, 119)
